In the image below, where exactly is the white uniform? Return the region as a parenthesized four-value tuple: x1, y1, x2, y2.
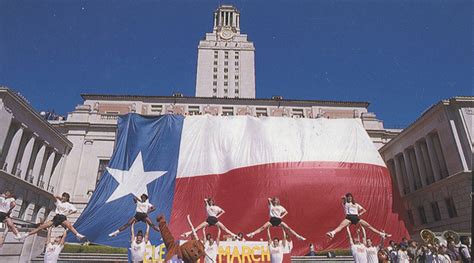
(0, 196, 15, 213)
(44, 243, 63, 263)
(269, 242, 284, 263)
(54, 200, 77, 215)
(436, 254, 452, 263)
(206, 204, 223, 217)
(396, 250, 410, 263)
(351, 244, 368, 263)
(204, 241, 218, 263)
(136, 200, 153, 213)
(344, 202, 363, 216)
(269, 204, 287, 218)
(131, 240, 150, 262)
(366, 246, 379, 263)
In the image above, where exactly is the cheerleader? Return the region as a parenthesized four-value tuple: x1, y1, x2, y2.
(347, 226, 368, 263)
(43, 228, 67, 263)
(326, 193, 391, 239)
(0, 190, 22, 241)
(25, 192, 85, 240)
(203, 225, 220, 263)
(130, 222, 150, 263)
(247, 197, 305, 241)
(268, 225, 292, 263)
(181, 198, 236, 238)
(109, 194, 160, 237)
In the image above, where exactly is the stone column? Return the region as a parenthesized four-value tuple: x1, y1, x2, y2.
(420, 141, 434, 183)
(403, 150, 416, 192)
(5, 126, 24, 174)
(393, 157, 406, 196)
(19, 134, 36, 179)
(32, 144, 46, 185)
(41, 151, 56, 189)
(48, 155, 64, 193)
(425, 135, 441, 181)
(414, 143, 428, 187)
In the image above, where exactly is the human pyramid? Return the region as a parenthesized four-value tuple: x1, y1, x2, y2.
(1, 190, 392, 263)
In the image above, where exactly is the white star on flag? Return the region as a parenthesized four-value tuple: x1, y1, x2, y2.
(105, 152, 167, 203)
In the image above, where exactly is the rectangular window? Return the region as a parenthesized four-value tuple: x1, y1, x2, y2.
(235, 82, 239, 86)
(445, 197, 458, 218)
(235, 55, 239, 59)
(213, 61, 218, 65)
(224, 89, 228, 93)
(224, 61, 228, 66)
(213, 88, 217, 93)
(214, 54, 218, 59)
(224, 82, 228, 86)
(214, 51, 218, 54)
(235, 61, 239, 66)
(418, 206, 428, 224)
(96, 159, 110, 185)
(235, 75, 239, 80)
(235, 67, 239, 72)
(224, 75, 228, 79)
(213, 68, 217, 72)
(225, 55, 229, 59)
(256, 107, 268, 117)
(235, 89, 239, 94)
(292, 108, 304, 118)
(188, 106, 200, 115)
(222, 107, 234, 116)
(407, 209, 414, 225)
(431, 202, 441, 221)
(150, 105, 163, 113)
(224, 68, 228, 73)
(225, 51, 228, 55)
(213, 74, 217, 79)
(213, 81, 217, 86)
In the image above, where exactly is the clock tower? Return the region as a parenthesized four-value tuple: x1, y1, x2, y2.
(195, 5, 255, 98)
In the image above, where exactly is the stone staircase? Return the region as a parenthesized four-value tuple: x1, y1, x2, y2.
(31, 252, 128, 262)
(0, 227, 47, 263)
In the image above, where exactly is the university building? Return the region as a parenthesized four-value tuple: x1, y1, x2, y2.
(46, 5, 399, 216)
(379, 97, 472, 237)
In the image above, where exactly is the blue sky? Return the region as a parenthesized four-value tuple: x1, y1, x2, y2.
(0, 0, 471, 127)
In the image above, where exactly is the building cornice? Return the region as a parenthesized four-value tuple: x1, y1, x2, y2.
(379, 96, 474, 152)
(80, 93, 371, 108)
(0, 87, 73, 149)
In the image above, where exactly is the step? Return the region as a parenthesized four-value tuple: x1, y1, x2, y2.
(32, 253, 129, 263)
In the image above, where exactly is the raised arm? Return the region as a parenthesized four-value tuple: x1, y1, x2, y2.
(204, 198, 210, 206)
(267, 226, 272, 245)
(378, 234, 385, 250)
(145, 224, 150, 243)
(45, 227, 52, 247)
(346, 226, 354, 245)
(60, 229, 68, 245)
(131, 222, 135, 242)
(132, 195, 139, 203)
(361, 226, 367, 246)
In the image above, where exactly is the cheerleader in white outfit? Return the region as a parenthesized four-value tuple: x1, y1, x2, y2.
(268, 226, 292, 263)
(130, 222, 151, 263)
(109, 194, 160, 237)
(203, 225, 220, 263)
(347, 226, 368, 263)
(25, 192, 85, 240)
(181, 198, 236, 238)
(326, 193, 390, 239)
(0, 190, 22, 241)
(43, 228, 67, 263)
(247, 197, 305, 241)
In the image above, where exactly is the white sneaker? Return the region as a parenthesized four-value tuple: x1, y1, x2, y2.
(246, 233, 254, 238)
(326, 231, 335, 239)
(76, 234, 85, 240)
(13, 233, 23, 240)
(108, 230, 119, 237)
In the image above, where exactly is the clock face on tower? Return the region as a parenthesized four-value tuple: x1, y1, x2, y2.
(219, 28, 234, 40)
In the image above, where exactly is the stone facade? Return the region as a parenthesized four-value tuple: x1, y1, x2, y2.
(0, 87, 72, 225)
(379, 97, 473, 237)
(196, 5, 255, 98)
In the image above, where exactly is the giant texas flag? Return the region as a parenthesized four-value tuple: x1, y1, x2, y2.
(71, 113, 409, 255)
